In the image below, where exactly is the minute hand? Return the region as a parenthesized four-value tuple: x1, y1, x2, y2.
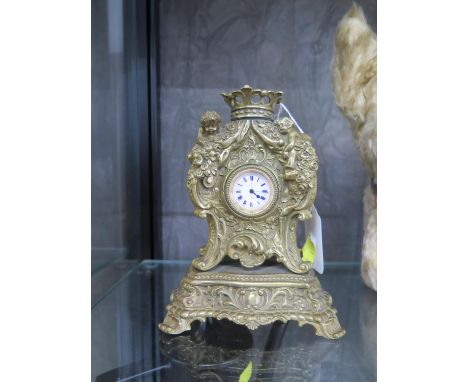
(250, 189, 264, 199)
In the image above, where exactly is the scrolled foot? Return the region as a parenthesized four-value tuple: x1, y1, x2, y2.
(159, 313, 194, 335)
(311, 315, 346, 340)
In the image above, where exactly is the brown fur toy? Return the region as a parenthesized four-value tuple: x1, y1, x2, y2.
(333, 4, 377, 291)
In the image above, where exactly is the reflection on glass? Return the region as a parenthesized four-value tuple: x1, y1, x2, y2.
(92, 262, 376, 382)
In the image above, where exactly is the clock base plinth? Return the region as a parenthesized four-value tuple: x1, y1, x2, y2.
(159, 264, 345, 340)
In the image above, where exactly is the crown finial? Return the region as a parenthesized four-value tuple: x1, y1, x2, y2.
(221, 85, 283, 121)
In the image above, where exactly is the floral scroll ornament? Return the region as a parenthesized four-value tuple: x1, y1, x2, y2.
(160, 86, 345, 340)
(188, 111, 223, 192)
(275, 117, 319, 216)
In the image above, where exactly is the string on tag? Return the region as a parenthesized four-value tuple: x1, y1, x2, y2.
(276, 103, 324, 273)
(277, 103, 304, 133)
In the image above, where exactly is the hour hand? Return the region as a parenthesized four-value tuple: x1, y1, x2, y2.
(250, 188, 266, 200)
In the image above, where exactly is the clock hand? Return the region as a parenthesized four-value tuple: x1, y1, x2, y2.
(249, 189, 263, 199)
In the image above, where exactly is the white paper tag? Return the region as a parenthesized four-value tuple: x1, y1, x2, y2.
(277, 103, 324, 273)
(305, 205, 324, 274)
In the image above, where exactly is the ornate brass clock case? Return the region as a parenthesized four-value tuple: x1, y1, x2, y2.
(160, 85, 345, 339)
(186, 86, 319, 272)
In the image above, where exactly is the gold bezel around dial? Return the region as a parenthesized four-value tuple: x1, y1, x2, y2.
(224, 165, 279, 218)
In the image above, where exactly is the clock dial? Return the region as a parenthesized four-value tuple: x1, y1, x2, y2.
(226, 167, 277, 217)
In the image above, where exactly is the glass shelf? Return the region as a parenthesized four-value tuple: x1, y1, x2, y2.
(92, 260, 376, 382)
(91, 248, 127, 275)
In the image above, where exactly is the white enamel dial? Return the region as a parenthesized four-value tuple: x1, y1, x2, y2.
(226, 167, 277, 217)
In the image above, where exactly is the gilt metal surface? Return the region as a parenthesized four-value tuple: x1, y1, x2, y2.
(159, 265, 345, 339)
(160, 86, 344, 338)
(187, 85, 318, 273)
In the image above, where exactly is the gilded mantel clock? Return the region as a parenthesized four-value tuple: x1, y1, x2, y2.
(160, 85, 345, 339)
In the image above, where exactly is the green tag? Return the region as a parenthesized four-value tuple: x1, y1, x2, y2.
(302, 238, 316, 263)
(239, 360, 253, 382)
